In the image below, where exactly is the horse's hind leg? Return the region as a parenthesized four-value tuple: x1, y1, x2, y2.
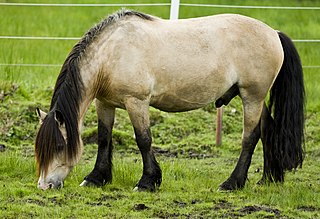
(80, 101, 115, 187)
(219, 97, 263, 191)
(258, 102, 284, 184)
(125, 97, 162, 192)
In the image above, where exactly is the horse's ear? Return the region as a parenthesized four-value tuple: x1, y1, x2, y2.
(54, 110, 64, 126)
(36, 108, 47, 122)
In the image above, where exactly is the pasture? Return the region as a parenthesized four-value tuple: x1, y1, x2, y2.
(1, 0, 320, 218)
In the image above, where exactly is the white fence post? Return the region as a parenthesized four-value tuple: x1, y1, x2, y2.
(170, 0, 180, 20)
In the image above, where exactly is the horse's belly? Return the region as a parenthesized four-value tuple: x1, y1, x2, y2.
(150, 92, 216, 112)
(150, 96, 205, 112)
(149, 68, 233, 112)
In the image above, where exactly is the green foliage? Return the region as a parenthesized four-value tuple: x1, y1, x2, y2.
(0, 0, 320, 218)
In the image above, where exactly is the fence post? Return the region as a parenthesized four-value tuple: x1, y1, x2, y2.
(170, 0, 180, 20)
(216, 107, 223, 146)
(169, 0, 224, 145)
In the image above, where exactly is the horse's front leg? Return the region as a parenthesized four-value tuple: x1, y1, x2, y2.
(80, 101, 115, 187)
(125, 97, 162, 192)
(219, 100, 263, 191)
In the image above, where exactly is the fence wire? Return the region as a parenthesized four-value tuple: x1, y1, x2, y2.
(1, 2, 320, 10)
(1, 36, 320, 42)
(1, 2, 319, 68)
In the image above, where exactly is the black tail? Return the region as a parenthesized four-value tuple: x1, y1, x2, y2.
(266, 32, 305, 181)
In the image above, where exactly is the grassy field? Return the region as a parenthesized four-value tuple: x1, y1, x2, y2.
(1, 0, 320, 218)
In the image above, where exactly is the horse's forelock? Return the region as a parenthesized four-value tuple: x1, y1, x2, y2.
(35, 112, 66, 177)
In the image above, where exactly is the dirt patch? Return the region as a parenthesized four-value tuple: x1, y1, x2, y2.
(133, 203, 149, 211)
(26, 198, 46, 206)
(152, 210, 186, 218)
(298, 206, 320, 212)
(98, 193, 127, 201)
(153, 147, 178, 158)
(48, 196, 65, 206)
(213, 199, 234, 210)
(173, 200, 187, 208)
(0, 144, 6, 152)
(213, 200, 281, 218)
(239, 205, 281, 216)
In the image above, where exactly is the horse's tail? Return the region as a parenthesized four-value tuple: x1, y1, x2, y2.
(266, 31, 305, 181)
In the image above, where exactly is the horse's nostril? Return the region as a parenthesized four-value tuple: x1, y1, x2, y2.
(56, 181, 63, 189)
(48, 183, 53, 189)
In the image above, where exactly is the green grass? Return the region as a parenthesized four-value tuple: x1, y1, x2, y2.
(1, 0, 320, 218)
(1, 148, 320, 218)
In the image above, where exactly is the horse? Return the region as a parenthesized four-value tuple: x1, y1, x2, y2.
(35, 9, 305, 191)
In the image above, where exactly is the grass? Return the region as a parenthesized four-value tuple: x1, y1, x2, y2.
(1, 148, 320, 218)
(0, 0, 320, 218)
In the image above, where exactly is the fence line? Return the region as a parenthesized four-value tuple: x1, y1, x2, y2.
(293, 39, 320, 43)
(0, 3, 171, 7)
(303, 66, 320, 68)
(1, 2, 319, 69)
(0, 63, 61, 67)
(1, 2, 320, 10)
(0, 63, 318, 69)
(1, 35, 320, 43)
(180, 3, 320, 10)
(0, 36, 80, 41)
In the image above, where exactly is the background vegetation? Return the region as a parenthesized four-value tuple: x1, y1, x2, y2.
(0, 0, 319, 218)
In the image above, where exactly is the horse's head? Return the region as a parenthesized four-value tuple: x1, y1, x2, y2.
(35, 108, 82, 190)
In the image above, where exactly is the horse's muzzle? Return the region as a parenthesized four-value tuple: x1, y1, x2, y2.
(38, 180, 63, 190)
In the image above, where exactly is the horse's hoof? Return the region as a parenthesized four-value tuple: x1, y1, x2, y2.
(79, 180, 88, 187)
(133, 186, 139, 192)
(218, 181, 233, 191)
(217, 184, 234, 192)
(133, 186, 152, 192)
(218, 179, 243, 191)
(80, 180, 97, 187)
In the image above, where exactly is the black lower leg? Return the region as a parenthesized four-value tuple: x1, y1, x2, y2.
(134, 128, 162, 192)
(84, 119, 113, 186)
(219, 124, 261, 190)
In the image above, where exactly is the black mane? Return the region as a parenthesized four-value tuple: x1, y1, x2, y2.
(35, 9, 154, 175)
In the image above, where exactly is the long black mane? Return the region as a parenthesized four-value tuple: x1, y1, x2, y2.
(35, 9, 154, 175)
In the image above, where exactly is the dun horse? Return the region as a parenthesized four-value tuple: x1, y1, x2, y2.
(35, 9, 304, 191)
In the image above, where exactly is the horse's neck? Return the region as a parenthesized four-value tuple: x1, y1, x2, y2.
(77, 60, 101, 128)
(76, 30, 114, 126)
